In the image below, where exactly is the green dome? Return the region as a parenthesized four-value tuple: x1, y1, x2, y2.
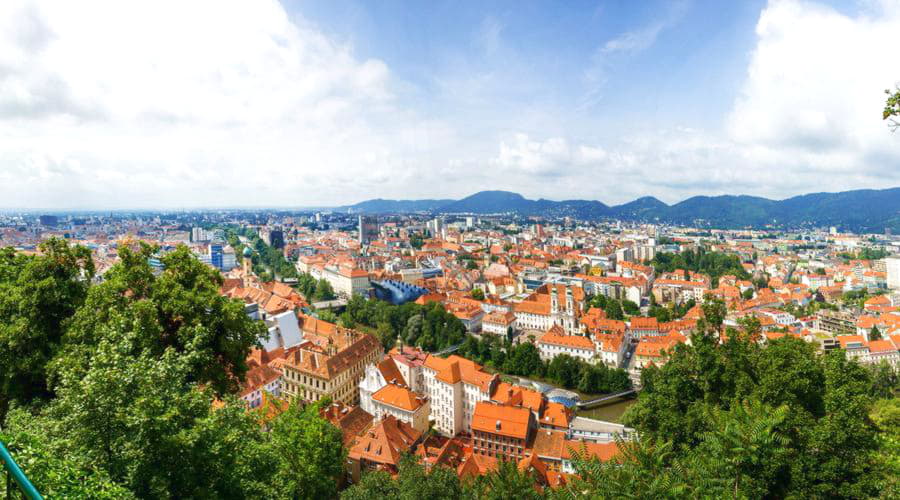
(242, 247, 252, 257)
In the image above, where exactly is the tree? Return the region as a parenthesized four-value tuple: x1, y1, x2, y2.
(468, 460, 541, 499)
(603, 299, 624, 321)
(269, 399, 346, 499)
(797, 352, 880, 498)
(624, 330, 889, 498)
(622, 299, 640, 316)
(870, 398, 900, 497)
(53, 243, 266, 397)
(687, 399, 792, 498)
(503, 343, 544, 377)
(315, 278, 336, 301)
(870, 325, 882, 341)
(28, 334, 274, 498)
(394, 455, 463, 500)
(1, 408, 135, 499)
(471, 288, 485, 301)
(885, 85, 900, 131)
(546, 354, 581, 388)
(868, 361, 899, 400)
(317, 309, 338, 323)
(342, 455, 462, 500)
(559, 438, 690, 498)
(340, 470, 398, 500)
(0, 239, 94, 420)
(376, 321, 396, 350)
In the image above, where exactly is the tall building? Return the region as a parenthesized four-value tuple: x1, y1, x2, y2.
(191, 227, 207, 242)
(39, 215, 58, 226)
(427, 217, 444, 238)
(886, 257, 900, 290)
(209, 243, 224, 270)
(358, 215, 379, 244)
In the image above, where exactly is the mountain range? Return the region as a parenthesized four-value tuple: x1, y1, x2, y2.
(340, 188, 900, 233)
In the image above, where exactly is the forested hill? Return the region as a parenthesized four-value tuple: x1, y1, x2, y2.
(342, 187, 900, 233)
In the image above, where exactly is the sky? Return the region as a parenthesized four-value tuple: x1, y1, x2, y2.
(0, 0, 898, 209)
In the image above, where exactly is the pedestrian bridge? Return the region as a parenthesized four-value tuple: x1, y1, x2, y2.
(576, 389, 637, 409)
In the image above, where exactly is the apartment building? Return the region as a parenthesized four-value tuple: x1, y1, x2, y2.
(310, 263, 371, 297)
(632, 333, 687, 370)
(422, 355, 499, 436)
(629, 317, 660, 337)
(536, 324, 628, 368)
(536, 324, 596, 363)
(815, 310, 857, 335)
(370, 384, 431, 433)
(482, 310, 516, 336)
(471, 401, 535, 462)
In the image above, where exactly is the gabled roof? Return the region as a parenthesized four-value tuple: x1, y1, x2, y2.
(348, 415, 422, 467)
(472, 401, 532, 440)
(629, 316, 659, 329)
(372, 383, 426, 412)
(424, 355, 496, 392)
(377, 357, 407, 387)
(320, 403, 374, 446)
(537, 327, 595, 350)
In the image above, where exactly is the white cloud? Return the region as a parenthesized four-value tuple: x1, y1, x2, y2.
(1, 0, 898, 209)
(0, 0, 456, 208)
(599, 23, 665, 55)
(728, 0, 900, 169)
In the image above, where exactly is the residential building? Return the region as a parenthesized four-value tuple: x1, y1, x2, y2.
(886, 257, 900, 290)
(482, 310, 516, 337)
(422, 355, 499, 436)
(537, 324, 596, 363)
(815, 310, 857, 335)
(471, 401, 535, 462)
(347, 415, 423, 483)
(370, 383, 431, 432)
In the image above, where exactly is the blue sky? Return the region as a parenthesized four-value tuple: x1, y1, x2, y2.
(287, 0, 762, 136)
(0, 0, 897, 208)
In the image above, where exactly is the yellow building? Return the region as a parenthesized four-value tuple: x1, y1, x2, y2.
(277, 315, 382, 405)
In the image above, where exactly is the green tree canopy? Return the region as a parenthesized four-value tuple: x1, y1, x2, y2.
(52, 243, 266, 396)
(269, 399, 346, 499)
(0, 239, 94, 419)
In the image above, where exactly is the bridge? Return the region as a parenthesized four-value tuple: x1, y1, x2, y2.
(432, 341, 464, 356)
(576, 389, 638, 409)
(1, 440, 42, 499)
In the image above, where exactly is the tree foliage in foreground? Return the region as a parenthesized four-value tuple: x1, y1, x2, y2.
(52, 242, 266, 396)
(0, 240, 345, 499)
(621, 300, 890, 498)
(0, 239, 94, 420)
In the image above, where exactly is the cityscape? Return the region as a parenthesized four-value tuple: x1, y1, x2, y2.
(1, 1, 900, 499)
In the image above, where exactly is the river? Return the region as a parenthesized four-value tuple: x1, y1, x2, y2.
(575, 396, 637, 423)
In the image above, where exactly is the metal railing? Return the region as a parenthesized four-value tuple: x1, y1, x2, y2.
(0, 441, 42, 500)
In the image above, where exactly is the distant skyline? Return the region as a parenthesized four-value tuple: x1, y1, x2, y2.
(1, 0, 898, 209)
